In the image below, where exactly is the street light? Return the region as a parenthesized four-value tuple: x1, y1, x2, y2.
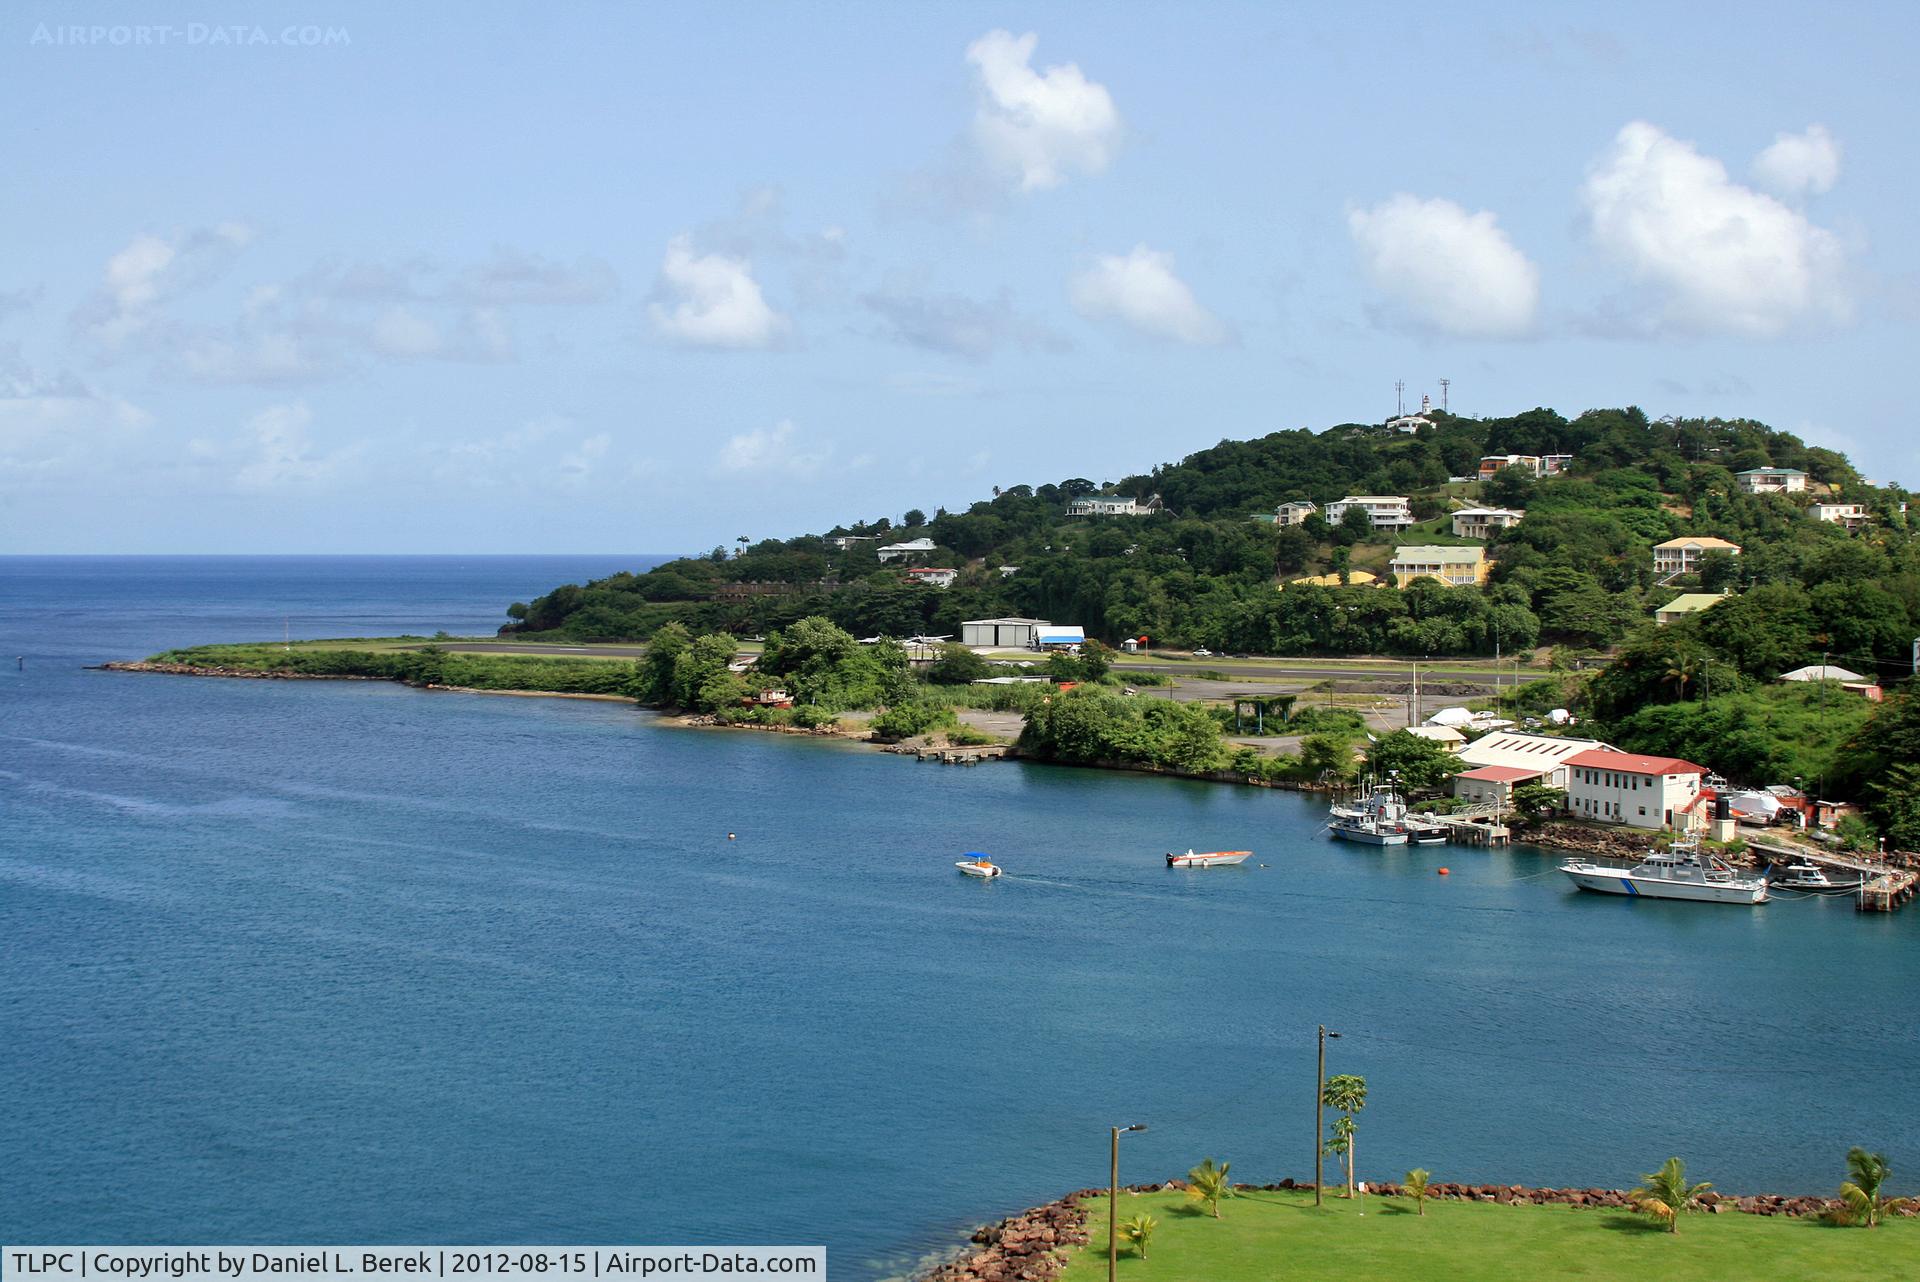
(1315, 1026, 1341, 1207)
(1109, 1123, 1147, 1282)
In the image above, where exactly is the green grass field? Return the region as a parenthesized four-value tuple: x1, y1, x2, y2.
(1064, 1189, 1916, 1282)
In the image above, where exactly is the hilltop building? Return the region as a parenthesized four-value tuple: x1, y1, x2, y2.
(876, 537, 938, 563)
(1478, 454, 1573, 480)
(1810, 502, 1871, 530)
(905, 567, 958, 588)
(1257, 500, 1319, 527)
(1067, 493, 1163, 517)
(1653, 593, 1728, 625)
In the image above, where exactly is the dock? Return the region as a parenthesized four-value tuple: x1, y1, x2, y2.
(908, 745, 1010, 765)
(1431, 803, 1510, 847)
(1747, 837, 1919, 912)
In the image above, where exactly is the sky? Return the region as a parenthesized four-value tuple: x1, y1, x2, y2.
(3, 1, 1916, 554)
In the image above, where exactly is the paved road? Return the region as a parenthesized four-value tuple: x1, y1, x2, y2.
(432, 640, 1503, 686)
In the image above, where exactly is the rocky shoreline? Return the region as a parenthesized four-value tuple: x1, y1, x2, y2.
(922, 1176, 1908, 1280)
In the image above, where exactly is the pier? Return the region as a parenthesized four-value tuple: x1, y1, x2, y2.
(1747, 838, 1919, 912)
(1431, 802, 1510, 847)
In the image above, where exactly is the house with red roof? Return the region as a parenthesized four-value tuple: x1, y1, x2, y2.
(1564, 748, 1709, 831)
(1453, 763, 1550, 809)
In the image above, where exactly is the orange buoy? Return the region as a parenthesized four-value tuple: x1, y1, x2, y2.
(1437, 867, 1450, 876)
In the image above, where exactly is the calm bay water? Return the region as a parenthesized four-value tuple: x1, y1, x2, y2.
(3, 557, 1917, 1278)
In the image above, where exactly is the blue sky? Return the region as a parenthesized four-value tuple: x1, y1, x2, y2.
(3, 1, 1915, 553)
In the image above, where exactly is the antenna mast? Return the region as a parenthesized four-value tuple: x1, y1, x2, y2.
(1439, 378, 1450, 413)
(1394, 379, 1405, 417)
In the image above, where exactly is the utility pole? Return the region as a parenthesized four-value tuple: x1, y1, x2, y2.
(1394, 379, 1405, 418)
(1439, 378, 1450, 413)
(1108, 1123, 1145, 1282)
(1315, 1026, 1340, 1206)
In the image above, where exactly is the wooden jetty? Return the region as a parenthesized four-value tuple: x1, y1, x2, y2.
(1431, 803, 1510, 847)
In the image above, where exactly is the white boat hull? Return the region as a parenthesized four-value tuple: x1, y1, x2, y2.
(1330, 824, 1409, 846)
(956, 861, 1001, 878)
(1561, 863, 1767, 904)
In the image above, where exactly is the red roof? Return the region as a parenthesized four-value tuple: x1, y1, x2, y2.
(1564, 748, 1707, 776)
(1456, 764, 1549, 783)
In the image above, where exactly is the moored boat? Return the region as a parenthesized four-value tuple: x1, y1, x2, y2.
(1166, 849, 1252, 868)
(1327, 775, 1413, 846)
(1769, 860, 1864, 892)
(1560, 838, 1767, 904)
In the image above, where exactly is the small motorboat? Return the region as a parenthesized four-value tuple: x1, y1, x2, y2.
(1166, 849, 1252, 868)
(956, 854, 1001, 878)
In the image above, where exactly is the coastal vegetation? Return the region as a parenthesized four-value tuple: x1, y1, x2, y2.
(1834, 1148, 1911, 1228)
(1184, 1158, 1232, 1219)
(1630, 1157, 1714, 1234)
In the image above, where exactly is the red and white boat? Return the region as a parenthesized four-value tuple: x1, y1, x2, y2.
(1165, 849, 1252, 868)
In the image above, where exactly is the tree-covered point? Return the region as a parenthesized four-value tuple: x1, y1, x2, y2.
(504, 406, 1913, 659)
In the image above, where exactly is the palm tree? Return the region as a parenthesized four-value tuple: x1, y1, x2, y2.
(1837, 1147, 1913, 1228)
(1628, 1157, 1712, 1234)
(1119, 1213, 1157, 1258)
(1321, 1074, 1368, 1198)
(1404, 1168, 1431, 1216)
(1663, 655, 1697, 701)
(1186, 1157, 1233, 1218)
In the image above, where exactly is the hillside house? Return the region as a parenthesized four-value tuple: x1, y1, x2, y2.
(1478, 453, 1573, 480)
(1735, 467, 1808, 494)
(1653, 536, 1741, 577)
(1653, 592, 1728, 625)
(1387, 545, 1488, 588)
(1810, 502, 1871, 530)
(1450, 507, 1524, 539)
(1323, 495, 1414, 532)
(905, 567, 958, 589)
(1261, 501, 1319, 527)
(876, 537, 937, 563)
(1067, 493, 1163, 517)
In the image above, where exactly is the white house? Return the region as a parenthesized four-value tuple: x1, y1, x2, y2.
(1450, 507, 1524, 539)
(1810, 502, 1871, 530)
(1263, 501, 1319, 527)
(829, 535, 878, 549)
(905, 567, 958, 589)
(876, 537, 937, 562)
(1405, 725, 1467, 752)
(1453, 764, 1549, 808)
(1067, 493, 1162, 517)
(1653, 536, 1741, 577)
(1478, 453, 1573, 480)
(960, 617, 1049, 648)
(1387, 414, 1434, 434)
(1564, 748, 1708, 831)
(1453, 731, 1613, 792)
(1323, 495, 1414, 532)
(1735, 467, 1808, 494)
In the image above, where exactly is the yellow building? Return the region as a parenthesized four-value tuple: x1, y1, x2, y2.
(1284, 569, 1379, 589)
(1387, 544, 1488, 588)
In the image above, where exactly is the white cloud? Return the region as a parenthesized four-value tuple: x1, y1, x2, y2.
(1582, 121, 1849, 336)
(369, 306, 444, 358)
(1069, 245, 1229, 345)
(365, 304, 514, 363)
(1751, 124, 1842, 197)
(229, 402, 359, 491)
(862, 287, 1068, 361)
(1347, 195, 1540, 338)
(715, 419, 826, 476)
(73, 223, 254, 346)
(966, 29, 1121, 192)
(0, 347, 150, 486)
(556, 432, 610, 483)
(648, 235, 788, 349)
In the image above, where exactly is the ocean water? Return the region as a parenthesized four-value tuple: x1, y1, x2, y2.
(3, 557, 1917, 1278)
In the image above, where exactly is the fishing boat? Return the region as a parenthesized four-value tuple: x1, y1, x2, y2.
(1327, 776, 1412, 846)
(955, 855, 1001, 878)
(1559, 838, 1768, 904)
(1166, 849, 1252, 868)
(1769, 860, 1864, 892)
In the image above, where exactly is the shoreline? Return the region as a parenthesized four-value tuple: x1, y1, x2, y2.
(98, 659, 1728, 865)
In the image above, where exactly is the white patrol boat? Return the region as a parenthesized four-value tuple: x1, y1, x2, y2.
(1560, 838, 1768, 904)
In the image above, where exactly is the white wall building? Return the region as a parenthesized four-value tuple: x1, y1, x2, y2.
(1266, 501, 1318, 527)
(1450, 507, 1524, 539)
(876, 537, 937, 562)
(1323, 495, 1414, 532)
(1067, 493, 1162, 517)
(960, 617, 1049, 648)
(1810, 502, 1871, 530)
(1653, 536, 1741, 577)
(1564, 749, 1708, 831)
(1735, 467, 1808, 494)
(905, 567, 958, 588)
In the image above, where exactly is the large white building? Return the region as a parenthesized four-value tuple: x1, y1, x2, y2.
(960, 617, 1049, 648)
(1564, 748, 1708, 831)
(1323, 495, 1414, 532)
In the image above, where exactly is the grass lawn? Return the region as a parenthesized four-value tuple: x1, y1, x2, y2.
(1064, 1189, 1916, 1282)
